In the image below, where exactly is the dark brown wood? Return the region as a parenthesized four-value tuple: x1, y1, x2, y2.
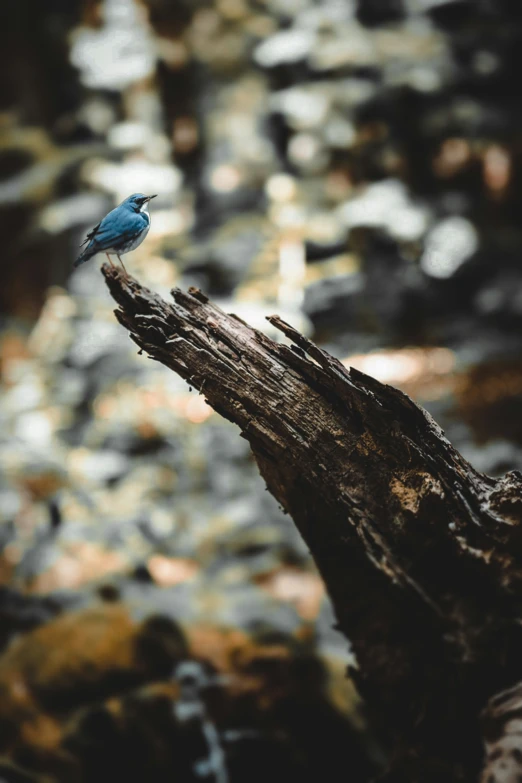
(103, 264, 522, 782)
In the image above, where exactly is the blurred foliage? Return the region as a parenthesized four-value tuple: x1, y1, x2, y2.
(2, 0, 522, 779)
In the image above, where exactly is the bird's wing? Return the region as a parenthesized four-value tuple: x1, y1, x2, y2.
(80, 221, 101, 247)
(81, 209, 145, 252)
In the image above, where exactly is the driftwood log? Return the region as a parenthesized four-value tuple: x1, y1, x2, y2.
(103, 264, 522, 783)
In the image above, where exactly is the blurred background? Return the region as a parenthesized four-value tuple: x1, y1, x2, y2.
(1, 0, 522, 780)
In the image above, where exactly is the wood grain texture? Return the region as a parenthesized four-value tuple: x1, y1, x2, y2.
(103, 264, 522, 782)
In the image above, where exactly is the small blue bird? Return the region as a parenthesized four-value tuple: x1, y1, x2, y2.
(74, 193, 157, 274)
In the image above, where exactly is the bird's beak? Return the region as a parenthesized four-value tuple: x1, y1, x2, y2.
(146, 194, 157, 202)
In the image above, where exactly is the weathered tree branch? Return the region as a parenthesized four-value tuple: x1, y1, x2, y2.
(103, 264, 522, 781)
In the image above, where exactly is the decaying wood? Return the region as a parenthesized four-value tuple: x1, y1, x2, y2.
(103, 264, 522, 782)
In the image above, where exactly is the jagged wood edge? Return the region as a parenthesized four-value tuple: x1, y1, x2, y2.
(103, 264, 522, 780)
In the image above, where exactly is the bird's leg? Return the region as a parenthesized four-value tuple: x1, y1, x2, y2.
(117, 255, 129, 276)
(106, 253, 116, 269)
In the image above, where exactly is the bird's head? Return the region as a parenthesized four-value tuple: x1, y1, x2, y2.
(124, 193, 157, 213)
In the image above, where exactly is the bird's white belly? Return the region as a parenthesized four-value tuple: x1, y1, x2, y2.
(107, 224, 150, 255)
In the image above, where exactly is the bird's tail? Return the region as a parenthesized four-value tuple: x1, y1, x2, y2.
(73, 246, 95, 268)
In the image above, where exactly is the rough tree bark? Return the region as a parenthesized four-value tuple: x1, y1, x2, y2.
(103, 264, 522, 783)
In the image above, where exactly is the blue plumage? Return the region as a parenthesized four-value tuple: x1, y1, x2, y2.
(75, 193, 156, 273)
